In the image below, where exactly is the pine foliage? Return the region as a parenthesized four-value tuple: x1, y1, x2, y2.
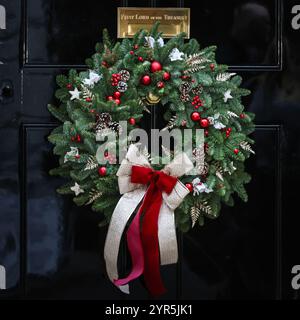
(48, 22, 255, 232)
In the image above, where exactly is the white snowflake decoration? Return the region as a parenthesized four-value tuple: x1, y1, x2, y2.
(83, 70, 102, 87)
(169, 48, 184, 61)
(223, 90, 233, 103)
(208, 113, 226, 130)
(145, 36, 164, 48)
(70, 182, 84, 196)
(192, 178, 213, 196)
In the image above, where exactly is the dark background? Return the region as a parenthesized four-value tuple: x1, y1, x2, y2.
(0, 0, 299, 300)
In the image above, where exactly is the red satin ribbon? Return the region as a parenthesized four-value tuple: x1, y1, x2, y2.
(114, 165, 177, 296)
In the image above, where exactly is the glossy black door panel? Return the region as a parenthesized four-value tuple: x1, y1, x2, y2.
(21, 125, 126, 299)
(24, 0, 282, 69)
(181, 127, 282, 299)
(0, 0, 22, 294)
(185, 0, 281, 69)
(24, 0, 123, 66)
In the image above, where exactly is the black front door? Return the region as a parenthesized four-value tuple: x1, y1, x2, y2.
(0, 0, 299, 300)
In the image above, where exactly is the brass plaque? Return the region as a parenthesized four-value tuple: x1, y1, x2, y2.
(118, 7, 190, 39)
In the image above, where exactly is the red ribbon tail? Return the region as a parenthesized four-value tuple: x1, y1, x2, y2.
(141, 190, 166, 296)
(114, 206, 144, 287)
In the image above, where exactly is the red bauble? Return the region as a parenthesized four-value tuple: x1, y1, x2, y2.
(157, 81, 164, 89)
(85, 97, 92, 102)
(234, 148, 239, 155)
(210, 63, 215, 71)
(150, 61, 162, 73)
(113, 91, 121, 99)
(130, 50, 134, 55)
(128, 117, 136, 125)
(114, 99, 121, 105)
(134, 44, 139, 50)
(75, 154, 81, 159)
(76, 134, 81, 143)
(98, 166, 107, 176)
(107, 96, 113, 101)
(240, 113, 245, 119)
(200, 118, 210, 128)
(138, 56, 144, 62)
(191, 112, 201, 122)
(185, 183, 194, 193)
(141, 75, 151, 85)
(204, 130, 209, 137)
(163, 72, 171, 81)
(66, 84, 73, 90)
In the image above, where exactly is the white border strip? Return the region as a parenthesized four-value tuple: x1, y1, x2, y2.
(0, 265, 6, 290)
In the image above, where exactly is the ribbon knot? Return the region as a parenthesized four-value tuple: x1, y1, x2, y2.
(131, 166, 177, 195)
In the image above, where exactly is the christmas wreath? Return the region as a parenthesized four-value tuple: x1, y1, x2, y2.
(48, 23, 255, 295)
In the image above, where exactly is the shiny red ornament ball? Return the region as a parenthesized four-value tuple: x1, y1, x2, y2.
(134, 44, 139, 50)
(101, 61, 108, 67)
(85, 97, 92, 102)
(191, 112, 201, 122)
(75, 154, 81, 159)
(76, 134, 81, 143)
(210, 63, 215, 71)
(130, 50, 134, 55)
(128, 117, 136, 125)
(114, 99, 121, 105)
(141, 75, 151, 85)
(163, 72, 171, 81)
(200, 118, 210, 128)
(98, 166, 107, 176)
(157, 81, 164, 89)
(113, 91, 121, 99)
(150, 61, 162, 73)
(240, 113, 245, 119)
(185, 183, 194, 193)
(66, 84, 73, 90)
(234, 148, 239, 154)
(107, 96, 113, 101)
(138, 56, 144, 62)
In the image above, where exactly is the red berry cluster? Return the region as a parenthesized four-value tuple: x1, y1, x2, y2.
(225, 127, 232, 138)
(181, 75, 191, 81)
(71, 134, 82, 143)
(102, 61, 108, 67)
(107, 91, 121, 105)
(111, 73, 121, 86)
(192, 95, 203, 109)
